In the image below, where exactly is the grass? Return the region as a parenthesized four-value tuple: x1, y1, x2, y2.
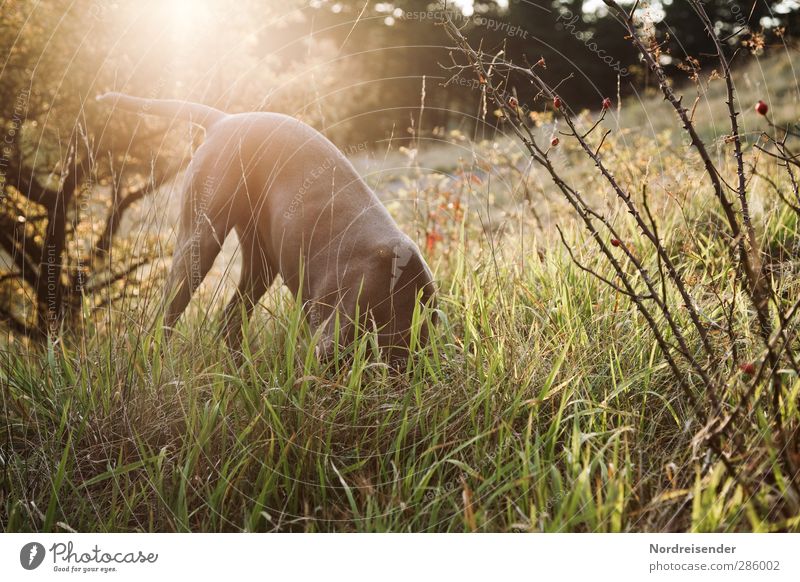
(3, 52, 800, 532)
(1, 240, 669, 532)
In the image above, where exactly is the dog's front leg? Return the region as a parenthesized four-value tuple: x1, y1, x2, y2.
(219, 230, 274, 356)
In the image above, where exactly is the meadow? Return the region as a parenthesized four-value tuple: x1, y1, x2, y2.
(3, 42, 800, 532)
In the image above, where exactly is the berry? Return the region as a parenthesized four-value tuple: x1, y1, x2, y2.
(602, 97, 612, 110)
(739, 362, 756, 376)
(508, 96, 518, 108)
(553, 96, 562, 109)
(425, 230, 443, 253)
(755, 100, 768, 116)
(610, 238, 621, 247)
(550, 136, 559, 147)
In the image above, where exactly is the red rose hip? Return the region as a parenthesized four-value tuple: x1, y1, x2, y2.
(755, 100, 768, 116)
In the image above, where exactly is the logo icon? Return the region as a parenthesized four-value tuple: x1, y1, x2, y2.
(20, 542, 46, 570)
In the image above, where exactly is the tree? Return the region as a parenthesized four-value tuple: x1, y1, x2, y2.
(0, 1, 210, 339)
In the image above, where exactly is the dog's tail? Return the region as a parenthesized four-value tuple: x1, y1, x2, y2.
(96, 92, 226, 128)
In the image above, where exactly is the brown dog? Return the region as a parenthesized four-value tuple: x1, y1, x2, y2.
(97, 92, 436, 364)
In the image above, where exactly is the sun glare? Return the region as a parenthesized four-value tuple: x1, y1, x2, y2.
(162, 0, 211, 39)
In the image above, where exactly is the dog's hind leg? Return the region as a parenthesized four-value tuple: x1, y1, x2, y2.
(220, 228, 274, 354)
(162, 231, 224, 341)
(161, 170, 233, 341)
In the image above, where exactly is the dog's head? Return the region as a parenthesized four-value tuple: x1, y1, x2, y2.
(311, 239, 437, 369)
(371, 240, 437, 367)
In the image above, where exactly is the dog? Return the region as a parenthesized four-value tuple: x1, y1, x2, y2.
(97, 92, 436, 365)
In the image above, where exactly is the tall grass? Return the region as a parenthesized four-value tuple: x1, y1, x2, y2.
(2, 141, 798, 531)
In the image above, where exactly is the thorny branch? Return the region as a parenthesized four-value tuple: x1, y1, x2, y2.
(442, 3, 800, 505)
